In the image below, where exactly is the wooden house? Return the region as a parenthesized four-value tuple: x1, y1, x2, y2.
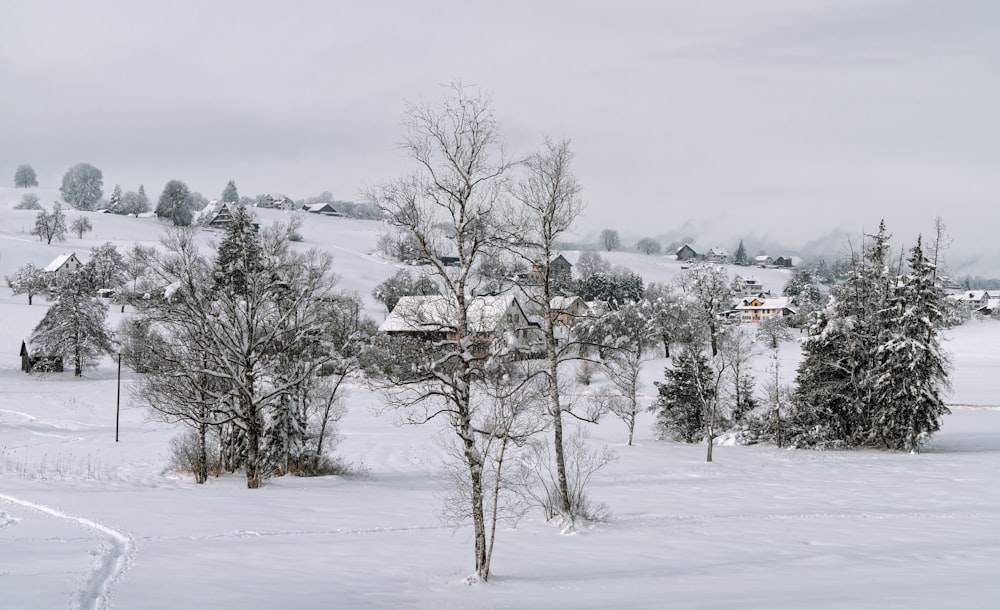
(19, 339, 63, 373)
(303, 202, 343, 217)
(378, 294, 543, 357)
(731, 296, 796, 324)
(675, 244, 701, 261)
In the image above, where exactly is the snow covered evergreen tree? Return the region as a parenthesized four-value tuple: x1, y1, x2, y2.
(869, 236, 951, 451)
(156, 180, 194, 226)
(221, 179, 240, 203)
(734, 239, 748, 266)
(30, 271, 114, 376)
(108, 184, 123, 212)
(213, 205, 262, 296)
(653, 347, 714, 443)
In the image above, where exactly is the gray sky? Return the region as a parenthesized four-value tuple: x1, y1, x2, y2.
(3, 0, 998, 272)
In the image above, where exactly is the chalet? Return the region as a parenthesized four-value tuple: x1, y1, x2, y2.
(44, 253, 83, 277)
(975, 299, 1000, 316)
(260, 193, 295, 210)
(19, 339, 63, 373)
(549, 295, 588, 342)
(378, 294, 543, 357)
(733, 276, 765, 296)
(207, 203, 235, 229)
(731, 296, 796, 324)
(755, 255, 774, 268)
(207, 204, 261, 234)
(527, 254, 573, 288)
(774, 256, 795, 268)
(303, 202, 343, 217)
(675, 244, 701, 261)
(949, 290, 992, 310)
(707, 247, 728, 263)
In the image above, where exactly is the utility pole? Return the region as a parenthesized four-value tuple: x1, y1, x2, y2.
(116, 353, 122, 442)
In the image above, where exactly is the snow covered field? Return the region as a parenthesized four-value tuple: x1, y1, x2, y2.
(1, 193, 998, 608)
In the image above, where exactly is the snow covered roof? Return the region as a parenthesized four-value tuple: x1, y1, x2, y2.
(953, 290, 991, 302)
(733, 296, 795, 312)
(44, 253, 80, 273)
(708, 247, 728, 257)
(550, 295, 586, 311)
(379, 295, 523, 334)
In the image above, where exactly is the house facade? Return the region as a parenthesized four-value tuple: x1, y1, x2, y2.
(731, 296, 796, 324)
(675, 244, 700, 261)
(44, 253, 83, 277)
(378, 294, 543, 357)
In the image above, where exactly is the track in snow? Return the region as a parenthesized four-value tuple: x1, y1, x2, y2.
(0, 493, 132, 610)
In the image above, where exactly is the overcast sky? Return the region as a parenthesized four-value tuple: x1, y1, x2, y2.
(2, 0, 998, 272)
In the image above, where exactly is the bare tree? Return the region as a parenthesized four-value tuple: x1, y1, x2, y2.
(364, 83, 515, 581)
(504, 137, 590, 523)
(579, 300, 658, 446)
(635, 238, 661, 256)
(599, 229, 621, 251)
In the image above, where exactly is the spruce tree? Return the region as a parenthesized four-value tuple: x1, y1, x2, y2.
(869, 236, 951, 451)
(30, 272, 115, 376)
(653, 347, 714, 442)
(214, 205, 263, 295)
(734, 240, 748, 266)
(221, 180, 239, 203)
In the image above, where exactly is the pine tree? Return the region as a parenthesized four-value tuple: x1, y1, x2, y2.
(734, 240, 748, 266)
(30, 272, 115, 376)
(108, 184, 123, 212)
(869, 236, 951, 451)
(214, 205, 263, 295)
(221, 180, 239, 204)
(653, 347, 714, 442)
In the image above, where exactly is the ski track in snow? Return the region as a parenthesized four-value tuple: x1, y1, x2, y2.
(0, 493, 132, 610)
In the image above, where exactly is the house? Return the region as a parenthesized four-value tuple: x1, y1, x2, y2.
(207, 203, 235, 229)
(207, 204, 261, 234)
(974, 299, 1000, 316)
(755, 255, 774, 268)
(733, 276, 765, 296)
(260, 193, 295, 210)
(19, 339, 63, 373)
(731, 295, 796, 324)
(675, 244, 701, 261)
(303, 202, 343, 217)
(549, 295, 588, 342)
(951, 290, 992, 310)
(44, 253, 83, 277)
(774, 256, 795, 268)
(527, 254, 573, 288)
(707, 247, 728, 263)
(378, 294, 543, 357)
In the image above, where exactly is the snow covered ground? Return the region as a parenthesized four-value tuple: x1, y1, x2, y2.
(1, 191, 998, 608)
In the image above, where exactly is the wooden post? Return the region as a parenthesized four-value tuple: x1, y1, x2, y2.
(116, 353, 122, 442)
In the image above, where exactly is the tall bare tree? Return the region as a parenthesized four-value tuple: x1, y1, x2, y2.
(504, 138, 588, 522)
(365, 83, 515, 581)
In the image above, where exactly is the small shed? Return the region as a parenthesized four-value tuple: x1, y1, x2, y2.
(19, 339, 63, 373)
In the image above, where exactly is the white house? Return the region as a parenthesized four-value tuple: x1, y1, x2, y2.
(44, 253, 83, 277)
(731, 296, 796, 324)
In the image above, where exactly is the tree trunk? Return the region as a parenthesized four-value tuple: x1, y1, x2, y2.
(197, 420, 208, 484)
(547, 330, 573, 521)
(245, 402, 261, 489)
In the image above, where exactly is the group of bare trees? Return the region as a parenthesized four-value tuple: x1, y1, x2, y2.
(364, 84, 626, 581)
(123, 210, 374, 488)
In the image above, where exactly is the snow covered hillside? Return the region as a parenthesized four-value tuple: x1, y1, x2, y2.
(1, 193, 998, 609)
